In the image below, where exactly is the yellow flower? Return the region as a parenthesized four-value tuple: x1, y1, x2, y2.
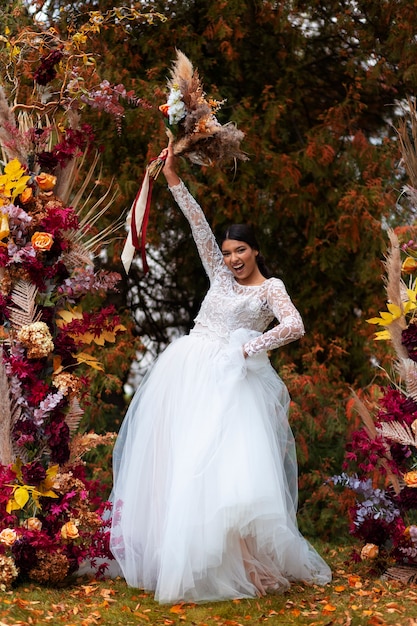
(360, 543, 379, 560)
(404, 471, 417, 487)
(402, 257, 417, 274)
(31, 231, 54, 252)
(0, 528, 17, 547)
(367, 302, 404, 327)
(35, 173, 57, 191)
(373, 329, 391, 341)
(61, 521, 79, 540)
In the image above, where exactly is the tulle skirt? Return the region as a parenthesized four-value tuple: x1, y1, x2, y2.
(109, 327, 331, 603)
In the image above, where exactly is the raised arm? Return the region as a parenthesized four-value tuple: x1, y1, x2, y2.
(243, 279, 305, 357)
(161, 146, 225, 281)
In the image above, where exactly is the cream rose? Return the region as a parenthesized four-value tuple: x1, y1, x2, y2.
(360, 543, 379, 560)
(23, 517, 42, 531)
(0, 528, 17, 547)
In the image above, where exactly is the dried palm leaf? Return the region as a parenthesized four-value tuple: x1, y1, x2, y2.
(382, 565, 417, 584)
(396, 357, 417, 401)
(0, 348, 15, 465)
(8, 280, 41, 330)
(352, 391, 378, 438)
(60, 150, 123, 256)
(65, 396, 84, 435)
(59, 242, 94, 271)
(377, 420, 417, 448)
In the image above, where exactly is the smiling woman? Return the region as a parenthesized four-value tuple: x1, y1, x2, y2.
(220, 223, 269, 286)
(109, 144, 332, 604)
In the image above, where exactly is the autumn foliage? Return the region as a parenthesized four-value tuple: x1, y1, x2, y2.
(5, 0, 417, 540)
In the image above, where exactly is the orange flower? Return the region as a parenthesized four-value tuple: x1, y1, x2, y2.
(20, 187, 33, 204)
(31, 231, 54, 251)
(0, 528, 17, 547)
(35, 173, 57, 191)
(159, 103, 170, 118)
(402, 257, 417, 274)
(404, 471, 417, 487)
(360, 543, 379, 560)
(61, 521, 79, 540)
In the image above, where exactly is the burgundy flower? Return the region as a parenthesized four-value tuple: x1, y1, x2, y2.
(395, 486, 417, 511)
(39, 204, 79, 235)
(45, 416, 70, 464)
(13, 419, 38, 447)
(0, 247, 8, 267)
(12, 536, 38, 576)
(53, 331, 77, 365)
(21, 461, 47, 486)
(33, 49, 64, 86)
(377, 387, 417, 427)
(27, 380, 50, 406)
(37, 150, 59, 172)
(402, 323, 417, 362)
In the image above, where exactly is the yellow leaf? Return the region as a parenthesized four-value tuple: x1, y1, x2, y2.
(74, 352, 104, 371)
(14, 486, 30, 508)
(56, 306, 83, 325)
(6, 498, 19, 513)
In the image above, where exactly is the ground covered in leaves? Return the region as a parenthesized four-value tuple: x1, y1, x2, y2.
(2, 544, 417, 626)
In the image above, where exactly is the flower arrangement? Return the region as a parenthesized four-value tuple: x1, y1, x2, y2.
(0, 6, 163, 590)
(332, 101, 417, 581)
(157, 49, 247, 167)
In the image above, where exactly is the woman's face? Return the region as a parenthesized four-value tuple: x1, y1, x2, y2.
(221, 239, 261, 285)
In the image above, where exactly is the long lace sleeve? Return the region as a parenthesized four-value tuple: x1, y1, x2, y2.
(243, 279, 305, 356)
(169, 180, 225, 281)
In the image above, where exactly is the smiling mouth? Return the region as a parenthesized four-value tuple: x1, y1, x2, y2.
(232, 264, 244, 272)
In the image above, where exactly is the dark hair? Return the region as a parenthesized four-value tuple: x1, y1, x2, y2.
(220, 224, 272, 278)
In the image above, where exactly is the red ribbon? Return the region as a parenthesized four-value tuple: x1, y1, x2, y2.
(122, 153, 166, 275)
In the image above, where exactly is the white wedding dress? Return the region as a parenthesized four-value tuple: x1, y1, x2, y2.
(109, 181, 331, 603)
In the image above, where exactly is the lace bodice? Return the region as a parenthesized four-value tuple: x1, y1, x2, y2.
(169, 181, 304, 357)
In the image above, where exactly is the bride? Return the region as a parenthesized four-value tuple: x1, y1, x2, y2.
(109, 144, 331, 603)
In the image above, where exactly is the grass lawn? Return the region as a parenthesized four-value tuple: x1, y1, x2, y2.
(2, 542, 417, 626)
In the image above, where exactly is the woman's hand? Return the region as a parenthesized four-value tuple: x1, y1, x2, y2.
(161, 143, 181, 187)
